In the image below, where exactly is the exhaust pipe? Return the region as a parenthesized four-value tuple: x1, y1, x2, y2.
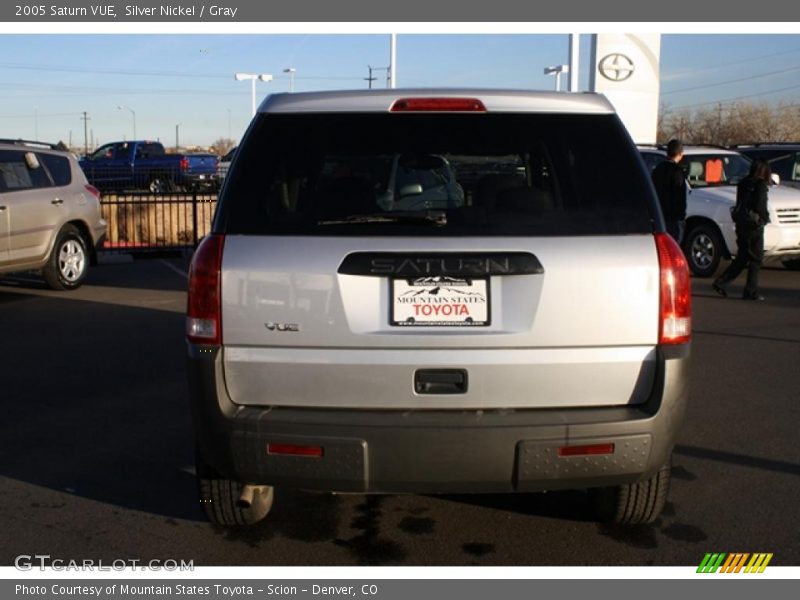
(238, 485, 269, 509)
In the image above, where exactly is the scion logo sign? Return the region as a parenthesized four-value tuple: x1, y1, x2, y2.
(599, 53, 635, 82)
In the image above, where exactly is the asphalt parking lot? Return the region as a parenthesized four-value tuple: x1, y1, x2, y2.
(1, 257, 799, 567)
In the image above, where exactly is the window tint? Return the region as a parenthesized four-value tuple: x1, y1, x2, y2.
(681, 153, 751, 187)
(0, 150, 52, 192)
(40, 153, 72, 187)
(640, 151, 667, 173)
(218, 113, 657, 237)
(90, 144, 115, 161)
(136, 143, 164, 159)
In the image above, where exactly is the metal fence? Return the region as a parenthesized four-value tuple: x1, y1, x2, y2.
(99, 192, 217, 253)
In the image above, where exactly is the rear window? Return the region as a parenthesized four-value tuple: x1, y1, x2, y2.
(217, 113, 657, 236)
(40, 153, 72, 187)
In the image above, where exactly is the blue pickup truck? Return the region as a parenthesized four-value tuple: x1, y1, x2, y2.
(79, 140, 219, 193)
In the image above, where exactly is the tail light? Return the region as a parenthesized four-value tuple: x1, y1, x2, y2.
(390, 97, 486, 112)
(180, 157, 189, 171)
(187, 234, 224, 345)
(656, 233, 691, 345)
(84, 184, 101, 200)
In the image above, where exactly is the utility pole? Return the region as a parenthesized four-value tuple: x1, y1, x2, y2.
(81, 112, 90, 156)
(365, 65, 378, 89)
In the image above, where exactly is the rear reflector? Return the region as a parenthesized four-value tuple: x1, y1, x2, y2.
(656, 233, 692, 345)
(267, 443, 324, 458)
(390, 97, 486, 112)
(558, 443, 615, 457)
(186, 234, 224, 345)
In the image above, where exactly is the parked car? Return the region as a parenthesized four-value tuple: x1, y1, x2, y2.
(188, 89, 691, 527)
(0, 139, 107, 289)
(79, 140, 218, 193)
(217, 146, 236, 183)
(734, 143, 800, 191)
(639, 146, 800, 275)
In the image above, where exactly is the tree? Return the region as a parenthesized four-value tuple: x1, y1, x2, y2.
(658, 100, 800, 146)
(210, 137, 236, 156)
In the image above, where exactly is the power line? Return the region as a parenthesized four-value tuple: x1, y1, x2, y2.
(669, 83, 800, 110)
(663, 64, 800, 95)
(687, 45, 800, 72)
(0, 111, 82, 118)
(0, 61, 362, 82)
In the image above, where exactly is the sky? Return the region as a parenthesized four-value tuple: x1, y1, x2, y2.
(1, 33, 799, 149)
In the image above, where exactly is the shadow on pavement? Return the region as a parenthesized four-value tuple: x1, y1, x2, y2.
(0, 282, 200, 522)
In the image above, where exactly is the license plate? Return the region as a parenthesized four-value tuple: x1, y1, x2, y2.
(391, 277, 490, 327)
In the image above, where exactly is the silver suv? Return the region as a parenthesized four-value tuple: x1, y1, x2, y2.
(187, 90, 691, 527)
(0, 140, 107, 289)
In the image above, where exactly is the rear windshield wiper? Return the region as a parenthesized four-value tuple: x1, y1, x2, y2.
(318, 210, 447, 226)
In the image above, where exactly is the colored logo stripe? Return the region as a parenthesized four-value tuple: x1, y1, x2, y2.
(697, 553, 726, 573)
(745, 553, 773, 573)
(697, 553, 772, 573)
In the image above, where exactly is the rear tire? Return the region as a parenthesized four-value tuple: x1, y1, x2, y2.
(148, 175, 176, 194)
(42, 224, 89, 290)
(589, 459, 671, 525)
(196, 454, 273, 527)
(683, 223, 724, 278)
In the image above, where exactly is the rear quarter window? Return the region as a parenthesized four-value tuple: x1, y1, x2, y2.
(40, 153, 73, 187)
(217, 112, 658, 237)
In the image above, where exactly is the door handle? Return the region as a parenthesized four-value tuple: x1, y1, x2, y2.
(0, 205, 6, 211)
(51, 198, 64, 205)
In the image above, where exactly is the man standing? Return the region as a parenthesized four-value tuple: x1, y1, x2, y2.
(651, 139, 687, 243)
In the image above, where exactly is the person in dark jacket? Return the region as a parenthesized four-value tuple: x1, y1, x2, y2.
(651, 139, 687, 243)
(712, 158, 772, 301)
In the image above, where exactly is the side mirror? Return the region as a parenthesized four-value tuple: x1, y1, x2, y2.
(399, 183, 423, 198)
(771, 173, 781, 186)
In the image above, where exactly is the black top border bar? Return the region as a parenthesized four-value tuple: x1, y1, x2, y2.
(2, 1, 800, 23)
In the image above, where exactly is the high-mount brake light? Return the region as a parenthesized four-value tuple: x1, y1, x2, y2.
(656, 233, 692, 345)
(187, 234, 225, 345)
(390, 97, 487, 112)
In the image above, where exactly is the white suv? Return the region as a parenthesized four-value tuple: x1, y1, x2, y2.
(641, 146, 800, 276)
(0, 140, 107, 289)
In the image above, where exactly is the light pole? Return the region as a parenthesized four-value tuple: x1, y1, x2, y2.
(117, 105, 136, 139)
(235, 72, 272, 117)
(544, 65, 569, 92)
(389, 34, 397, 89)
(283, 68, 296, 92)
(175, 123, 181, 152)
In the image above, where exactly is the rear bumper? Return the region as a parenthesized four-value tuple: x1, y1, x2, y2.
(182, 173, 219, 188)
(188, 344, 689, 494)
